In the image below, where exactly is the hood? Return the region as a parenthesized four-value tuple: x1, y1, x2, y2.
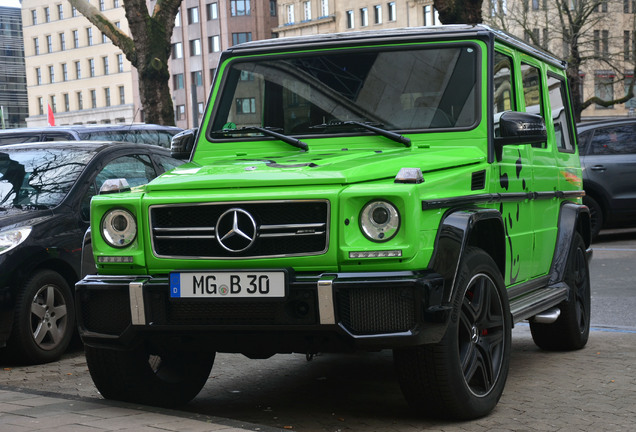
(147, 146, 486, 192)
(0, 208, 55, 230)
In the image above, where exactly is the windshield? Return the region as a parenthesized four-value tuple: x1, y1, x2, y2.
(0, 147, 94, 209)
(210, 44, 479, 139)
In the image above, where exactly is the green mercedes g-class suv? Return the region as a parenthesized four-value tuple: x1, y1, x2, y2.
(76, 25, 591, 419)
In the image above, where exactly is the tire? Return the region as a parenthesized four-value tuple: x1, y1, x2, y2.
(8, 270, 75, 364)
(583, 196, 603, 239)
(530, 232, 590, 351)
(85, 344, 215, 407)
(394, 247, 511, 420)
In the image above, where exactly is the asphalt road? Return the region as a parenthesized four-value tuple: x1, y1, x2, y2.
(589, 228, 636, 330)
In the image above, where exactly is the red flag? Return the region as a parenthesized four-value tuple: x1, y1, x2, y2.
(47, 104, 55, 126)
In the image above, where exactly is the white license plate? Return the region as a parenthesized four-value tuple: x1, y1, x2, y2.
(170, 271, 285, 298)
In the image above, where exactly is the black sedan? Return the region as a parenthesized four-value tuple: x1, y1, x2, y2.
(0, 141, 183, 364)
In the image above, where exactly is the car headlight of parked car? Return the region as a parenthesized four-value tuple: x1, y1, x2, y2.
(0, 227, 32, 255)
(359, 200, 400, 242)
(101, 208, 137, 248)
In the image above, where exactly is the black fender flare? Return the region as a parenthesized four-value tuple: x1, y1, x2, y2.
(429, 208, 506, 304)
(549, 201, 592, 285)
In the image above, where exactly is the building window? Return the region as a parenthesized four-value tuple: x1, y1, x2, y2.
(271, 0, 277, 16)
(75, 61, 81, 79)
(72, 6, 78, 17)
(38, 97, 44, 115)
(73, 30, 79, 48)
(36, 67, 42, 85)
(188, 7, 199, 24)
(360, 7, 368, 26)
(424, 5, 440, 26)
(99, 0, 105, 11)
(173, 73, 184, 90)
(44, 7, 50, 22)
(321, 0, 329, 16)
(207, 2, 218, 20)
(190, 39, 201, 56)
(31, 9, 37, 25)
(46, 35, 52, 53)
(103, 57, 109, 75)
(57, 4, 64, 19)
(63, 93, 70, 111)
(175, 10, 181, 27)
(303, 1, 311, 21)
(346, 10, 354, 28)
(90, 90, 97, 108)
(33, 38, 39, 55)
(102, 32, 109, 44)
(49, 65, 55, 83)
(77, 91, 83, 110)
(594, 29, 609, 58)
(177, 105, 186, 120)
(172, 42, 183, 59)
(236, 97, 256, 114)
(595, 72, 615, 109)
(209, 35, 220, 52)
(231, 0, 251, 16)
(192, 70, 203, 87)
(625, 31, 633, 61)
(387, 1, 396, 21)
(117, 54, 124, 72)
(287, 4, 294, 23)
(59, 33, 66, 50)
(89, 58, 95, 77)
(114, 0, 120, 8)
(374, 5, 382, 24)
(119, 86, 125, 105)
(50, 96, 56, 113)
(87, 28, 93, 46)
(104, 88, 111, 106)
(62, 63, 68, 81)
(232, 32, 252, 45)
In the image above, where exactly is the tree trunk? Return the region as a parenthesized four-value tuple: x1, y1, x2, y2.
(434, 0, 483, 24)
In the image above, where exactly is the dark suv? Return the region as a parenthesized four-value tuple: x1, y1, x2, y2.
(0, 124, 182, 148)
(577, 118, 636, 237)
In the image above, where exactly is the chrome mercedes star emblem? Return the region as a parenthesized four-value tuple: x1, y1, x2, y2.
(216, 208, 257, 252)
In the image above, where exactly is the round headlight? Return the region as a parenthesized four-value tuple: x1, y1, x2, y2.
(101, 209, 137, 248)
(360, 200, 400, 242)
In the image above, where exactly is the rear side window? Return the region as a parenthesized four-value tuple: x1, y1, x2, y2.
(590, 124, 636, 155)
(547, 74, 575, 152)
(0, 135, 40, 144)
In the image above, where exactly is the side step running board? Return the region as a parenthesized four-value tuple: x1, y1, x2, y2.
(509, 283, 569, 324)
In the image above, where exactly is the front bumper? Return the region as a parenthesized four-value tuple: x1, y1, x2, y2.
(75, 270, 449, 353)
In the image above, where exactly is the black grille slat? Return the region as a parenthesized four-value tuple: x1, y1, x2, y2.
(150, 200, 329, 258)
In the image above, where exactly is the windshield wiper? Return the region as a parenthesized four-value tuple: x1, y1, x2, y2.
(212, 126, 308, 151)
(310, 121, 411, 147)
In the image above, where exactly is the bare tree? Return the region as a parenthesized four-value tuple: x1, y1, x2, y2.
(484, 0, 635, 121)
(69, 0, 181, 125)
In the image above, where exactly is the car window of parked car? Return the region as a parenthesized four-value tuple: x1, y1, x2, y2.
(590, 125, 636, 155)
(155, 154, 184, 172)
(0, 135, 40, 145)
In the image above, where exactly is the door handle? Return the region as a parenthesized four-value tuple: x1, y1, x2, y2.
(590, 165, 606, 171)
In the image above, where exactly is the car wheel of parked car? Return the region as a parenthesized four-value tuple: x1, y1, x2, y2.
(583, 196, 603, 239)
(393, 248, 511, 420)
(530, 232, 590, 351)
(8, 270, 75, 364)
(85, 345, 215, 407)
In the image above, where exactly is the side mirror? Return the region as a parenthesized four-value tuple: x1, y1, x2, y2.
(171, 128, 198, 160)
(495, 111, 547, 160)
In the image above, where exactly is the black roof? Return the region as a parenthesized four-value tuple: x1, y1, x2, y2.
(226, 24, 566, 69)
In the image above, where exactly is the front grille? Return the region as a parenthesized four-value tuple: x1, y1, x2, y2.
(150, 200, 329, 259)
(337, 286, 416, 335)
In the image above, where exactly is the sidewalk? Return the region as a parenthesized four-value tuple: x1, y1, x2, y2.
(0, 387, 284, 432)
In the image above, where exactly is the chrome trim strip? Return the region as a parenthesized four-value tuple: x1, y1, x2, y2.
(317, 276, 336, 325)
(129, 281, 146, 325)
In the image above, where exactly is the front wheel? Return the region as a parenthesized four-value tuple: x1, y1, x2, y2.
(394, 247, 511, 420)
(85, 344, 215, 407)
(8, 270, 75, 364)
(530, 232, 590, 351)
